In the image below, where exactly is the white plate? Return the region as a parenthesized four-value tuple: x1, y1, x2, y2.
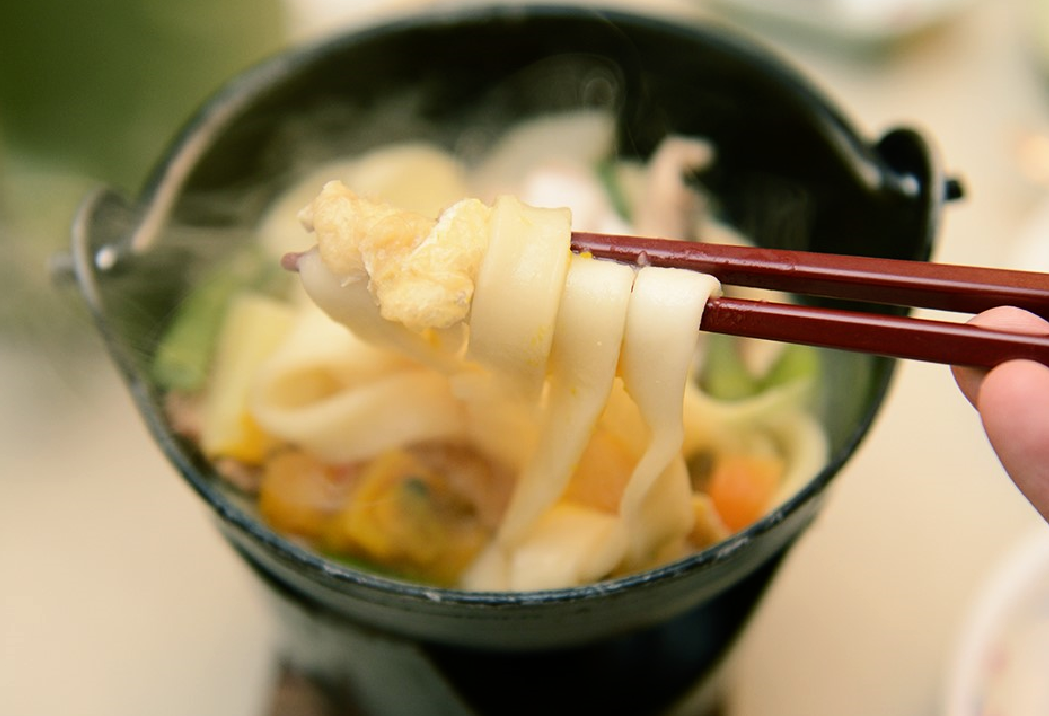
(945, 528, 1049, 716)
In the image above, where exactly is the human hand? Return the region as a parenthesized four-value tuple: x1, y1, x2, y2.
(952, 306, 1049, 522)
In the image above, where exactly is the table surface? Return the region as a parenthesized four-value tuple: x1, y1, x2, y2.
(3, 1, 1048, 715)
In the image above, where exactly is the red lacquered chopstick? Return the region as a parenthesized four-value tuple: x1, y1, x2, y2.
(570, 232, 1049, 369)
(571, 232, 1049, 319)
(700, 297, 1049, 369)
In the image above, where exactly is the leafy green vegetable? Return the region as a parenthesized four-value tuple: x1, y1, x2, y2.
(700, 334, 820, 400)
(763, 342, 820, 389)
(700, 333, 761, 400)
(152, 250, 288, 392)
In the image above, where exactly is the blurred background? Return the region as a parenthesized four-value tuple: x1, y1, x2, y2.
(2, 0, 1049, 715)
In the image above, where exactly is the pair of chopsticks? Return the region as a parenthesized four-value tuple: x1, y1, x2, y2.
(570, 232, 1049, 369)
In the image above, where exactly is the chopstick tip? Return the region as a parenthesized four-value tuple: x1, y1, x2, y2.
(280, 251, 302, 272)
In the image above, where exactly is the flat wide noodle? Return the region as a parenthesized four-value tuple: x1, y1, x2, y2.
(451, 369, 540, 473)
(467, 195, 571, 399)
(497, 254, 636, 546)
(769, 411, 828, 505)
(252, 305, 466, 463)
(619, 266, 721, 567)
(508, 504, 628, 591)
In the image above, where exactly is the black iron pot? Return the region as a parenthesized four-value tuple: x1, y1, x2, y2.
(64, 5, 961, 716)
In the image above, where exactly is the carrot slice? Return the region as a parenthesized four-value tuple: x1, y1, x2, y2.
(707, 454, 782, 532)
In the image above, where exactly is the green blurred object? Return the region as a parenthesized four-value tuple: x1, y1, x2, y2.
(700, 334, 821, 400)
(0, 0, 287, 355)
(0, 0, 287, 193)
(700, 333, 761, 400)
(762, 341, 821, 389)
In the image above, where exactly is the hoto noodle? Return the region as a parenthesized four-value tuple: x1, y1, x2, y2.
(155, 110, 827, 590)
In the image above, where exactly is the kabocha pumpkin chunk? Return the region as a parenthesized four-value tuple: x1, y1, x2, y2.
(258, 450, 355, 540)
(325, 449, 489, 585)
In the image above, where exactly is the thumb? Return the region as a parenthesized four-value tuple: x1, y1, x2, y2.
(976, 359, 1049, 522)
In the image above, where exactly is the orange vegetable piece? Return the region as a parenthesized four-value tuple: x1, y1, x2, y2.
(325, 449, 489, 586)
(258, 451, 355, 541)
(562, 430, 636, 513)
(326, 450, 441, 563)
(706, 454, 783, 533)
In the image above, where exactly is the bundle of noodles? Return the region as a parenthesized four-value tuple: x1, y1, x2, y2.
(283, 182, 765, 590)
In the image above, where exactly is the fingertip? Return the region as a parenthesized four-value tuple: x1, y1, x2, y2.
(977, 359, 1049, 521)
(952, 364, 984, 407)
(951, 307, 1049, 408)
(969, 305, 1049, 334)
